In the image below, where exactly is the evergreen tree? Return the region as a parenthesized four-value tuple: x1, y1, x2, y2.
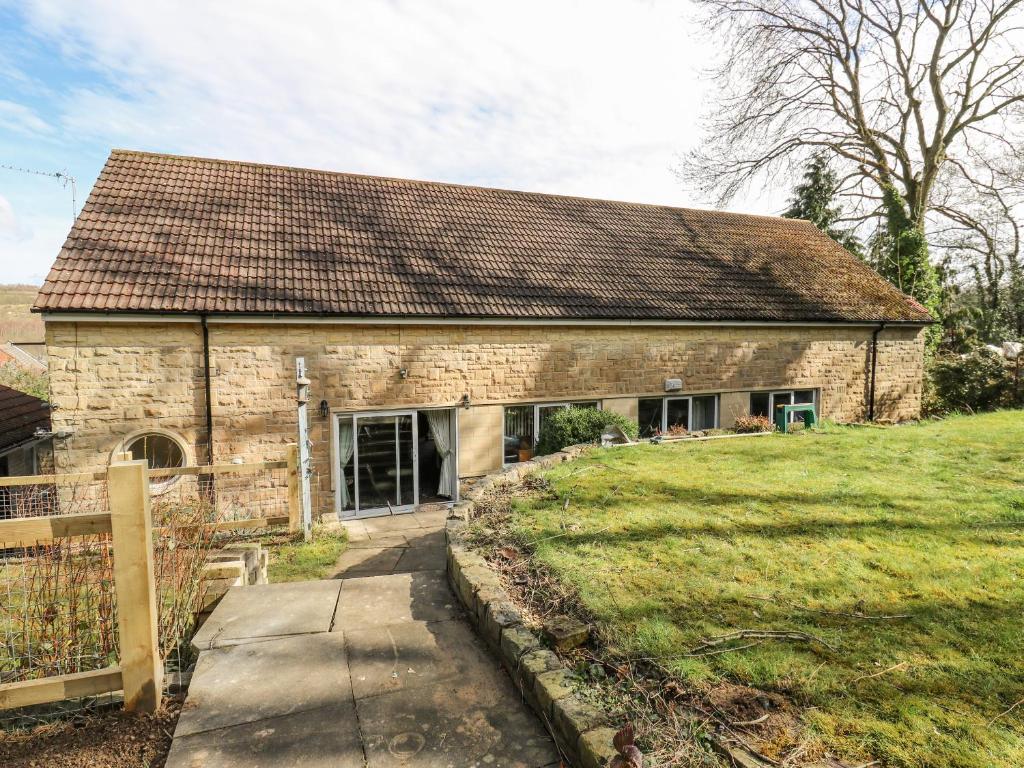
(877, 184, 942, 351)
(783, 154, 861, 257)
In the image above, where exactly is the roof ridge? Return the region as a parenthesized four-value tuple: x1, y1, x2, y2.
(107, 148, 808, 226)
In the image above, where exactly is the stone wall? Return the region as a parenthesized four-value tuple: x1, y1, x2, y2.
(45, 320, 925, 514)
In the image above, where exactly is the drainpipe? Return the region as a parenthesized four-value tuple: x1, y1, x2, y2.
(201, 315, 215, 464)
(868, 322, 886, 421)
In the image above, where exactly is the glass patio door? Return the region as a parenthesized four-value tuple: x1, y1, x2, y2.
(337, 411, 418, 518)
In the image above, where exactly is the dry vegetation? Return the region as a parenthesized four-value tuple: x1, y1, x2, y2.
(0, 284, 44, 343)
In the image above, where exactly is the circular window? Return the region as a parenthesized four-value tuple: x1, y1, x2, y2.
(117, 431, 189, 492)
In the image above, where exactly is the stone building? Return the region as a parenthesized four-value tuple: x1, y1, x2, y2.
(35, 150, 930, 519)
(0, 384, 52, 478)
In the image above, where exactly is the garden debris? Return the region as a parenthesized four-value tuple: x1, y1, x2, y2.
(691, 630, 836, 655)
(850, 661, 909, 685)
(747, 595, 911, 621)
(543, 615, 591, 651)
(610, 723, 643, 768)
(0, 696, 182, 768)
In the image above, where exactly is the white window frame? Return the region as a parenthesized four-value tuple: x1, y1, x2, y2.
(641, 394, 720, 435)
(751, 389, 819, 422)
(114, 428, 192, 494)
(502, 400, 601, 465)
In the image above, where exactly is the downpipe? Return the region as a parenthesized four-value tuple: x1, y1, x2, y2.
(868, 322, 886, 421)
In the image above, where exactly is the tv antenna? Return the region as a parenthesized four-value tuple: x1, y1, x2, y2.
(0, 163, 78, 220)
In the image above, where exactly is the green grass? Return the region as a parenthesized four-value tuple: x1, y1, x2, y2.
(510, 412, 1024, 768)
(265, 528, 347, 582)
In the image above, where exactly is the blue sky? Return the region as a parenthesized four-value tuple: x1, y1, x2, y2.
(0, 0, 778, 285)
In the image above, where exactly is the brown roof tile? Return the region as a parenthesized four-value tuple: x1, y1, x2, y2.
(0, 385, 50, 454)
(35, 150, 931, 323)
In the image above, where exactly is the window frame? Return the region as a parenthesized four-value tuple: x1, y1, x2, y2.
(113, 428, 192, 494)
(502, 400, 601, 465)
(749, 389, 819, 423)
(638, 394, 720, 437)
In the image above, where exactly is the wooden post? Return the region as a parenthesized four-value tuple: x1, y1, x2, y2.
(286, 443, 300, 533)
(108, 459, 162, 713)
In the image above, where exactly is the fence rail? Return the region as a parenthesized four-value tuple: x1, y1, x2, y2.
(0, 449, 301, 719)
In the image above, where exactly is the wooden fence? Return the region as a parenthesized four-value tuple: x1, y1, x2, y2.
(0, 447, 300, 715)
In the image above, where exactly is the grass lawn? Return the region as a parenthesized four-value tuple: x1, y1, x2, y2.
(264, 527, 347, 582)
(510, 412, 1024, 768)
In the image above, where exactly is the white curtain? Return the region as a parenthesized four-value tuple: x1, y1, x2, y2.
(425, 410, 455, 498)
(337, 419, 355, 510)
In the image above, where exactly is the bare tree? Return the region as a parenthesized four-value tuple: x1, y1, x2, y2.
(681, 0, 1024, 317)
(931, 158, 1024, 340)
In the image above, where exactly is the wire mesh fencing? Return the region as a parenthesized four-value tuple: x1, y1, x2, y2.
(0, 476, 118, 728)
(1, 458, 296, 729)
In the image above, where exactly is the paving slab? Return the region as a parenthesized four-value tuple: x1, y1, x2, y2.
(166, 702, 363, 768)
(347, 533, 411, 549)
(334, 571, 459, 630)
(357, 677, 558, 768)
(360, 513, 424, 534)
(192, 580, 342, 650)
(345, 618, 495, 700)
(333, 546, 405, 576)
(413, 507, 449, 526)
(393, 544, 446, 573)
(173, 516, 557, 768)
(340, 519, 370, 542)
(175, 633, 350, 737)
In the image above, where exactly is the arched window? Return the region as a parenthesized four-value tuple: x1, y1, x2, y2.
(116, 430, 189, 492)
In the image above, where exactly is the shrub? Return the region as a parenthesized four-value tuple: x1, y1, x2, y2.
(925, 346, 1020, 414)
(535, 407, 639, 455)
(734, 414, 775, 433)
(0, 363, 48, 400)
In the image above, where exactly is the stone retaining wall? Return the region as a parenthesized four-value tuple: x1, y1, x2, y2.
(445, 445, 622, 767)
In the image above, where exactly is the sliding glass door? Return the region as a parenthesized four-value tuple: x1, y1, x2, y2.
(336, 411, 418, 518)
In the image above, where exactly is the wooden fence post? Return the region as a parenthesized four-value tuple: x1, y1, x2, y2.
(108, 459, 162, 713)
(287, 443, 300, 533)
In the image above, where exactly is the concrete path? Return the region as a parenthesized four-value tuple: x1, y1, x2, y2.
(166, 508, 559, 768)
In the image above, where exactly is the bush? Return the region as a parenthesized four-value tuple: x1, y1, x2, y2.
(0, 363, 48, 400)
(925, 346, 1020, 414)
(535, 407, 639, 455)
(734, 414, 775, 433)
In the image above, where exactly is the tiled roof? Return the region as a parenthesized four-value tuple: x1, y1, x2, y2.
(35, 150, 932, 323)
(0, 385, 50, 454)
(0, 343, 47, 373)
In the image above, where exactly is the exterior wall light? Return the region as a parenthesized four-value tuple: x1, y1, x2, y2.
(461, 393, 471, 409)
(319, 400, 329, 418)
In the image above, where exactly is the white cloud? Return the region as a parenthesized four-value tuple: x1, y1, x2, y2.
(24, 0, 716, 204)
(0, 99, 53, 136)
(0, 194, 15, 233)
(0, 202, 70, 285)
(7, 0, 792, 282)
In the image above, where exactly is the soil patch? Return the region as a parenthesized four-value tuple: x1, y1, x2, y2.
(0, 697, 182, 768)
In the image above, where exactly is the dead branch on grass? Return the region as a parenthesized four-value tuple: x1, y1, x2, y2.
(693, 629, 836, 654)
(850, 662, 909, 685)
(988, 696, 1024, 726)
(747, 594, 911, 621)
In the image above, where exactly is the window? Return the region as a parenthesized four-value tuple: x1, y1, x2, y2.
(749, 389, 818, 423)
(503, 406, 534, 464)
(638, 395, 720, 437)
(120, 431, 188, 491)
(503, 401, 599, 464)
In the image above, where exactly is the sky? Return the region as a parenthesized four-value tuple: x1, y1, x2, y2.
(0, 0, 783, 286)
